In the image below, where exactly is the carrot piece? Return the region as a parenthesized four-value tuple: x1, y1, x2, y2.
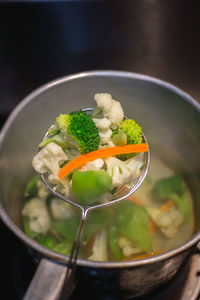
(128, 195, 143, 206)
(58, 143, 148, 179)
(160, 200, 174, 212)
(149, 219, 156, 234)
(131, 251, 161, 260)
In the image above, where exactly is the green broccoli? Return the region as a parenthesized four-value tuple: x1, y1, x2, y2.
(113, 119, 142, 145)
(112, 119, 142, 160)
(56, 111, 100, 154)
(151, 175, 191, 221)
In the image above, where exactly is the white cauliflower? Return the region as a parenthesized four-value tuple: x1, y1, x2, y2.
(88, 229, 108, 261)
(104, 156, 132, 187)
(22, 198, 50, 234)
(32, 142, 71, 197)
(98, 128, 113, 144)
(92, 117, 111, 131)
(80, 158, 104, 171)
(36, 180, 49, 200)
(125, 153, 144, 180)
(94, 93, 124, 129)
(92, 117, 113, 145)
(118, 236, 142, 257)
(50, 198, 77, 221)
(147, 206, 184, 238)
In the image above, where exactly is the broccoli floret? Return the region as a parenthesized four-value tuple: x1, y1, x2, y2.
(151, 175, 191, 221)
(112, 119, 143, 160)
(113, 119, 142, 145)
(56, 111, 100, 154)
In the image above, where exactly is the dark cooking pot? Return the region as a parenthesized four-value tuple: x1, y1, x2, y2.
(0, 71, 200, 299)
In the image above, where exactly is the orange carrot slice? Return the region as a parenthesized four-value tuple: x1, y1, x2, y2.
(149, 219, 156, 234)
(160, 200, 174, 212)
(58, 143, 148, 179)
(128, 195, 143, 206)
(131, 251, 161, 260)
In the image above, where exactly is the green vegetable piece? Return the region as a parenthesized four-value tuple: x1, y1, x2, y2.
(23, 216, 38, 239)
(36, 236, 55, 248)
(24, 174, 40, 198)
(112, 119, 142, 160)
(39, 132, 67, 149)
(151, 174, 190, 221)
(72, 170, 112, 205)
(115, 201, 152, 252)
(52, 217, 80, 241)
(52, 209, 110, 245)
(56, 111, 100, 154)
(83, 209, 110, 244)
(112, 131, 127, 146)
(50, 239, 73, 255)
(108, 226, 124, 260)
(114, 119, 142, 145)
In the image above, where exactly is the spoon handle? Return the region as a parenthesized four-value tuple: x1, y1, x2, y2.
(58, 208, 88, 300)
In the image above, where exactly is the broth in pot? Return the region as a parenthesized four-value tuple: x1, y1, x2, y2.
(22, 152, 194, 261)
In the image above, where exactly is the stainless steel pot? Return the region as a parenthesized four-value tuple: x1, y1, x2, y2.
(0, 71, 200, 299)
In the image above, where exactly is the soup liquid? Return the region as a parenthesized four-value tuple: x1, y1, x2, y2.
(134, 157, 194, 253)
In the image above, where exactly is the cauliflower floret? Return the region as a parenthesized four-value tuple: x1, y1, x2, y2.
(88, 229, 108, 261)
(104, 156, 131, 187)
(80, 158, 104, 171)
(125, 153, 144, 180)
(147, 206, 184, 238)
(94, 93, 124, 129)
(22, 198, 50, 234)
(32, 142, 67, 181)
(32, 142, 70, 197)
(36, 180, 49, 200)
(92, 117, 111, 131)
(92, 117, 113, 145)
(118, 237, 142, 257)
(98, 128, 113, 144)
(50, 198, 76, 221)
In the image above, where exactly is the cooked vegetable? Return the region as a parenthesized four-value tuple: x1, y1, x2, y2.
(114, 201, 152, 252)
(56, 111, 100, 154)
(52, 209, 110, 244)
(58, 143, 148, 179)
(108, 226, 124, 260)
(159, 200, 174, 212)
(24, 174, 40, 198)
(112, 119, 143, 160)
(50, 198, 77, 221)
(112, 130, 127, 146)
(22, 198, 50, 234)
(113, 119, 142, 145)
(39, 132, 67, 149)
(105, 153, 144, 188)
(151, 175, 190, 221)
(94, 93, 124, 129)
(72, 170, 112, 205)
(88, 229, 108, 261)
(32, 142, 70, 196)
(147, 206, 184, 238)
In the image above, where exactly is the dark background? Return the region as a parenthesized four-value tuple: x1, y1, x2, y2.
(1, 0, 200, 299)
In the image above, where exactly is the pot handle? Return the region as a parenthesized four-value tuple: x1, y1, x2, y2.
(23, 258, 70, 300)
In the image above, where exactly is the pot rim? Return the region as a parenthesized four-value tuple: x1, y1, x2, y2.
(0, 70, 200, 268)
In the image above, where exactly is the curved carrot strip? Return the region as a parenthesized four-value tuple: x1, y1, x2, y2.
(58, 143, 148, 179)
(160, 200, 174, 212)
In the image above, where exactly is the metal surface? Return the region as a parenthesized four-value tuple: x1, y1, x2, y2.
(0, 71, 200, 299)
